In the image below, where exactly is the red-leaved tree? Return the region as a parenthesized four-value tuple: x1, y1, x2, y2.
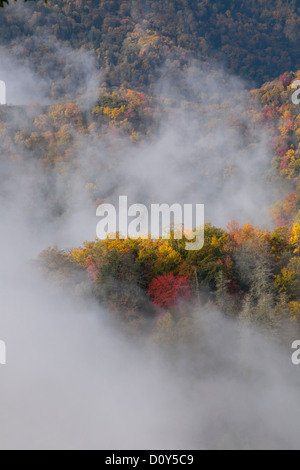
(148, 274, 192, 310)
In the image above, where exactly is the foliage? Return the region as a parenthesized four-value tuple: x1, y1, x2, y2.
(148, 274, 192, 310)
(1, 1, 300, 88)
(252, 72, 300, 227)
(1, 70, 300, 332)
(41, 219, 295, 328)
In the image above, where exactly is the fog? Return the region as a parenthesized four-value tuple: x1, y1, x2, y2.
(1, 259, 300, 449)
(0, 39, 100, 106)
(0, 30, 299, 450)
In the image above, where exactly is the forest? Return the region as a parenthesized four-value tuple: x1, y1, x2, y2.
(2, 0, 300, 451)
(0, 0, 300, 91)
(0, 69, 300, 342)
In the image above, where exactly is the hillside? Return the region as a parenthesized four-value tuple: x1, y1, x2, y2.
(2, 0, 300, 451)
(1, 0, 300, 93)
(1, 71, 300, 326)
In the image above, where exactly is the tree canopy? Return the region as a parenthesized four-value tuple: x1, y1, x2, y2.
(0, 1, 299, 87)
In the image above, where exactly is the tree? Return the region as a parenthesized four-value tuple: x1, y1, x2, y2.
(215, 272, 237, 317)
(148, 274, 192, 310)
(187, 224, 229, 290)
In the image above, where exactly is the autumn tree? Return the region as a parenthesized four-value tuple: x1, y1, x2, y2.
(148, 274, 192, 310)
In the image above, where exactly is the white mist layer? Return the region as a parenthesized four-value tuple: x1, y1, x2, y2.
(1, 255, 300, 450)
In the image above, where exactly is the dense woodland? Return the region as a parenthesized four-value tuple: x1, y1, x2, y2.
(36, 72, 300, 341)
(1, 2, 300, 342)
(1, 0, 300, 91)
(0, 73, 298, 339)
(1, 1, 300, 453)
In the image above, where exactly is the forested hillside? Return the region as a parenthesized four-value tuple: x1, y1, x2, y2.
(1, 69, 299, 335)
(34, 72, 300, 335)
(2, 1, 300, 450)
(1, 0, 300, 91)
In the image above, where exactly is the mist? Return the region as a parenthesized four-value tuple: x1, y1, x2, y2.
(1, 260, 300, 449)
(0, 30, 299, 450)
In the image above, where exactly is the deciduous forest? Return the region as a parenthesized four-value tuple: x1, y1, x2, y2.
(1, 1, 300, 89)
(1, 0, 300, 451)
(1, 68, 300, 339)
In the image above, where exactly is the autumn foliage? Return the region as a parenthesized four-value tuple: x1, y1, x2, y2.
(148, 274, 192, 310)
(0, 58, 299, 330)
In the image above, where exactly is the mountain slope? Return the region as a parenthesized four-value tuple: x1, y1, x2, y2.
(0, 0, 300, 91)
